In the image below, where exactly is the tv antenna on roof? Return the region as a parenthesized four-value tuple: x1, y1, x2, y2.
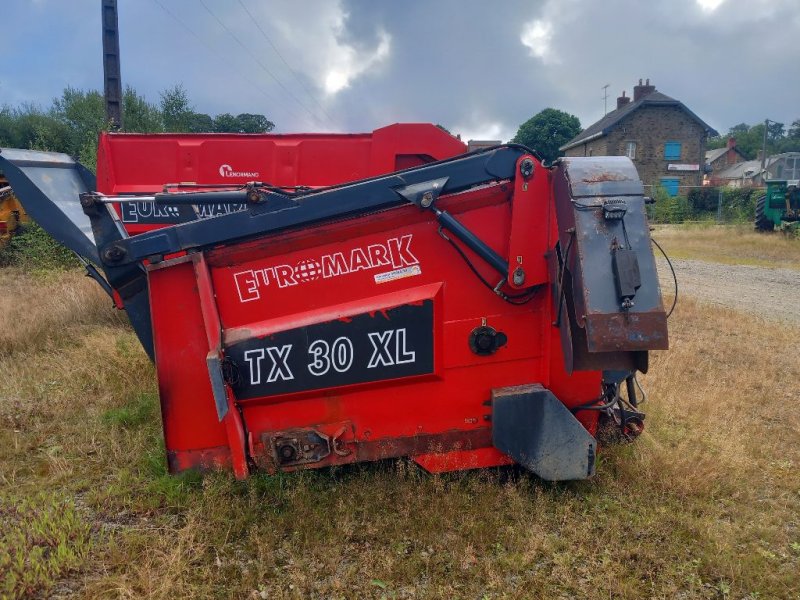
(602, 84, 610, 115)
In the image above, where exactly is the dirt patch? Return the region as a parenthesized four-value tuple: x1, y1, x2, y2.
(657, 257, 800, 324)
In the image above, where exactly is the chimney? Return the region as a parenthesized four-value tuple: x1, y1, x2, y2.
(633, 77, 656, 102)
(616, 90, 631, 110)
(726, 137, 737, 165)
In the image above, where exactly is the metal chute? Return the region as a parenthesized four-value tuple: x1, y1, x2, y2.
(0, 148, 99, 263)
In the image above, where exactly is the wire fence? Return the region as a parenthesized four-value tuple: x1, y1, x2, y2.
(642, 183, 765, 225)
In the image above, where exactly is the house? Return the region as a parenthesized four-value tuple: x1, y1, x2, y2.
(710, 159, 763, 188)
(705, 137, 746, 173)
(560, 79, 718, 196)
(709, 152, 800, 188)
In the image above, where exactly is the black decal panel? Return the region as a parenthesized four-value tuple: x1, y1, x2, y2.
(226, 301, 434, 399)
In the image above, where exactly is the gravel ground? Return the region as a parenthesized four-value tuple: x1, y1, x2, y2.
(656, 257, 800, 324)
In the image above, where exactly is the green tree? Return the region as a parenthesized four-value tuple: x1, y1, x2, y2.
(707, 121, 800, 159)
(212, 112, 240, 133)
(159, 84, 194, 132)
(788, 119, 800, 140)
(511, 108, 581, 163)
(187, 112, 214, 133)
(123, 86, 163, 133)
(234, 113, 274, 133)
(51, 87, 108, 168)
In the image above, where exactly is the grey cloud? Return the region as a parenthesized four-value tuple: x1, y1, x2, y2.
(2, 0, 798, 140)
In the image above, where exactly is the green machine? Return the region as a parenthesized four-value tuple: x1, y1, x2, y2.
(755, 180, 800, 232)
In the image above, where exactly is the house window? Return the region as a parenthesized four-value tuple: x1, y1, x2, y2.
(664, 142, 681, 160)
(660, 178, 680, 197)
(625, 142, 637, 159)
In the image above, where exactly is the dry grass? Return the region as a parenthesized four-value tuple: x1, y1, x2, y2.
(1, 259, 799, 598)
(0, 268, 124, 357)
(653, 223, 800, 269)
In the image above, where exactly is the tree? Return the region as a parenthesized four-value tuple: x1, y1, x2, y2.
(123, 86, 163, 133)
(511, 108, 581, 163)
(211, 113, 275, 133)
(159, 84, 194, 132)
(788, 119, 800, 140)
(187, 112, 214, 133)
(707, 120, 800, 159)
(234, 113, 274, 133)
(212, 113, 240, 133)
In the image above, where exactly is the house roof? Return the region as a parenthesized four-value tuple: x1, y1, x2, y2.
(713, 159, 762, 180)
(705, 147, 728, 163)
(560, 91, 719, 151)
(706, 146, 747, 164)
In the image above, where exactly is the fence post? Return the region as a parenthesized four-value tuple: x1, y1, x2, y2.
(716, 188, 723, 223)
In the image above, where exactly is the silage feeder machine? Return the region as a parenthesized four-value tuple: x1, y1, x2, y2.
(0, 123, 668, 481)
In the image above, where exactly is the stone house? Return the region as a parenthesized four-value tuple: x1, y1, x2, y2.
(705, 138, 747, 173)
(560, 79, 718, 195)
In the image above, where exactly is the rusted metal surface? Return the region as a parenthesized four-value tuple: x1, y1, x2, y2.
(252, 427, 494, 473)
(552, 157, 668, 374)
(584, 311, 668, 352)
(167, 446, 232, 474)
(560, 156, 643, 198)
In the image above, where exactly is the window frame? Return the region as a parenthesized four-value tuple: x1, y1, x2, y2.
(625, 141, 637, 160)
(660, 177, 680, 197)
(664, 141, 682, 161)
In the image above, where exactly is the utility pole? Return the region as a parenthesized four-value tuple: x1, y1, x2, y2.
(101, 0, 123, 128)
(602, 84, 610, 115)
(761, 118, 771, 179)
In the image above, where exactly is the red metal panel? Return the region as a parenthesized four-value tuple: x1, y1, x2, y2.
(147, 259, 229, 469)
(96, 124, 466, 237)
(506, 156, 551, 289)
(145, 173, 602, 474)
(96, 123, 466, 195)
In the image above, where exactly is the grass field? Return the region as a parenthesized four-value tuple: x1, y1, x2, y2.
(1, 230, 800, 598)
(653, 223, 800, 269)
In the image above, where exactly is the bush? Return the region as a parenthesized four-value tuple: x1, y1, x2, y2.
(650, 186, 763, 224)
(721, 187, 759, 223)
(0, 222, 79, 270)
(687, 187, 720, 212)
(647, 186, 692, 223)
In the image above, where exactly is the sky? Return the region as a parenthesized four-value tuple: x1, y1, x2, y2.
(2, 0, 799, 141)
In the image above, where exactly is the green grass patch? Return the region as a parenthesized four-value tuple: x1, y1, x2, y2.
(102, 392, 157, 429)
(0, 492, 91, 599)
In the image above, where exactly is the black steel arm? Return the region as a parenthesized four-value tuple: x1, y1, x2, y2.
(85, 146, 525, 267)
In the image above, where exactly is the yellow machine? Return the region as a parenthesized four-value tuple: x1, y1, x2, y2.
(0, 173, 29, 246)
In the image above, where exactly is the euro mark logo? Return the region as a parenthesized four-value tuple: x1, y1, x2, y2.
(232, 234, 420, 302)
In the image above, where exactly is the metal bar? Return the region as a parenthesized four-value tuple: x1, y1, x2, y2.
(153, 190, 252, 205)
(90, 146, 525, 266)
(434, 208, 508, 276)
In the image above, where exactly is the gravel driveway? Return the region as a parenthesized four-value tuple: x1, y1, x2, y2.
(656, 258, 800, 324)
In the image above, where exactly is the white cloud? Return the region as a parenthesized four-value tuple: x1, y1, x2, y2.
(520, 19, 557, 64)
(323, 29, 391, 95)
(696, 0, 726, 12)
(452, 121, 513, 144)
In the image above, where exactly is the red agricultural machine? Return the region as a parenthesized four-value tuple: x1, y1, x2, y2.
(0, 123, 668, 481)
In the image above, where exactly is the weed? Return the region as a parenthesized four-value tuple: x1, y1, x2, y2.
(0, 223, 78, 271)
(0, 492, 91, 599)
